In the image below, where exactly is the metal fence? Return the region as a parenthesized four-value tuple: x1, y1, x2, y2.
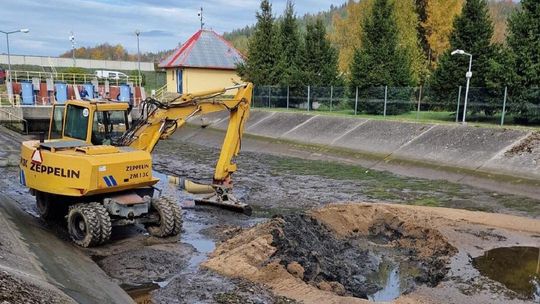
(252, 85, 540, 126)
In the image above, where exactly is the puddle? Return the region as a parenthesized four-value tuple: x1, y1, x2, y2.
(366, 258, 420, 302)
(123, 283, 159, 304)
(473, 246, 540, 300)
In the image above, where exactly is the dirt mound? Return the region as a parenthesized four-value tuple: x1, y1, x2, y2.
(204, 203, 459, 303)
(270, 211, 456, 299)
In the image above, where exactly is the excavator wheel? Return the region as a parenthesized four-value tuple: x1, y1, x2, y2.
(67, 203, 111, 247)
(146, 197, 182, 238)
(35, 191, 68, 221)
(86, 202, 112, 244)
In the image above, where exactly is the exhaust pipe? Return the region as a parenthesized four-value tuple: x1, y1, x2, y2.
(167, 176, 215, 194)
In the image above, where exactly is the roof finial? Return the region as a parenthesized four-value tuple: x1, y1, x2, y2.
(197, 7, 204, 30)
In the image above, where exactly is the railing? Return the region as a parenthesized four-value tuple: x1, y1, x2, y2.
(252, 85, 540, 127)
(153, 84, 168, 100)
(0, 107, 28, 134)
(8, 70, 142, 86)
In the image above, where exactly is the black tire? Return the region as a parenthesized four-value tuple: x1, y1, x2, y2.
(36, 192, 67, 221)
(85, 202, 112, 244)
(166, 197, 183, 236)
(67, 203, 102, 247)
(146, 197, 177, 237)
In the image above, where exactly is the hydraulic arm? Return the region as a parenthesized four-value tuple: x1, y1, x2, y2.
(117, 83, 253, 213)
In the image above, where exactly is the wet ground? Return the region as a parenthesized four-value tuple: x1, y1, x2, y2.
(1, 126, 540, 303)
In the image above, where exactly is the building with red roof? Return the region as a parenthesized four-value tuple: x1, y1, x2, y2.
(159, 29, 245, 94)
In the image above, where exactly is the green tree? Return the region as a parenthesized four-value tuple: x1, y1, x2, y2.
(237, 0, 279, 85)
(506, 0, 540, 123)
(275, 0, 303, 86)
(429, 0, 496, 115)
(302, 18, 341, 86)
(349, 0, 412, 115)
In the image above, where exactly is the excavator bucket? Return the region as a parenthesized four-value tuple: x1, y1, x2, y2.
(194, 198, 252, 216)
(168, 176, 252, 215)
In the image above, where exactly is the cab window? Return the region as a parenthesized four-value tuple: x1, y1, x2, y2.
(49, 105, 65, 139)
(91, 110, 128, 145)
(64, 105, 89, 140)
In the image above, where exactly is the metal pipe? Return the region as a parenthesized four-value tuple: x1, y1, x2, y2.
(168, 176, 215, 194)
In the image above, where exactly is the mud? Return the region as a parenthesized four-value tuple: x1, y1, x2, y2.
(269, 213, 455, 299)
(1, 126, 540, 303)
(506, 131, 540, 156)
(154, 139, 540, 218)
(205, 203, 540, 304)
(0, 270, 75, 304)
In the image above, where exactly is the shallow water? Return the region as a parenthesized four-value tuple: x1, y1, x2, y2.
(473, 246, 540, 300)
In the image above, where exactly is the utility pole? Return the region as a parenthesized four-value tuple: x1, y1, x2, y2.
(69, 31, 76, 67)
(198, 7, 205, 30)
(135, 30, 141, 86)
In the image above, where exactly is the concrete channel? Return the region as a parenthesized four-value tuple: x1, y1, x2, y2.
(0, 108, 539, 303)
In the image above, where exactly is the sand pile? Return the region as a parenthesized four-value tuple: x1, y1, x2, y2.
(203, 203, 466, 303)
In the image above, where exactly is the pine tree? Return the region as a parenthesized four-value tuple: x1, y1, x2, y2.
(349, 0, 412, 115)
(506, 0, 540, 123)
(429, 0, 496, 114)
(302, 18, 341, 86)
(275, 0, 303, 86)
(237, 0, 279, 85)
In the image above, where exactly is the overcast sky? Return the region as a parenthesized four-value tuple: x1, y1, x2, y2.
(0, 0, 340, 57)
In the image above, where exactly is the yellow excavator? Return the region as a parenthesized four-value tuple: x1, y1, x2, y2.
(19, 83, 253, 247)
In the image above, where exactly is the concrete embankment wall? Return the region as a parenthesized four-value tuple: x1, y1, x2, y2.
(195, 110, 540, 182)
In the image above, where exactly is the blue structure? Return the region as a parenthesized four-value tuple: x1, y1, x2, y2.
(83, 84, 94, 99)
(21, 82, 35, 105)
(55, 83, 68, 104)
(119, 85, 131, 102)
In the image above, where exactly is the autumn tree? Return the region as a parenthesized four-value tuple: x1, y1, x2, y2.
(350, 0, 412, 115)
(237, 0, 280, 85)
(394, 0, 426, 84)
(422, 0, 464, 64)
(430, 0, 497, 115)
(506, 0, 540, 123)
(330, 0, 373, 73)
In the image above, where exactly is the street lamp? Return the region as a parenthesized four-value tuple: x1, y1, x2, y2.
(0, 28, 30, 86)
(69, 31, 76, 67)
(451, 49, 473, 123)
(135, 30, 141, 87)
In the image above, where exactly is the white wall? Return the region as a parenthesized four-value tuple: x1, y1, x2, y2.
(0, 54, 155, 71)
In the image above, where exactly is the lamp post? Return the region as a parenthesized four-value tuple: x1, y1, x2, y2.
(0, 28, 29, 84)
(1, 28, 29, 102)
(451, 49, 473, 123)
(135, 30, 141, 87)
(69, 31, 76, 67)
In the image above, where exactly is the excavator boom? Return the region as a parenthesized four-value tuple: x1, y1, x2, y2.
(117, 83, 253, 213)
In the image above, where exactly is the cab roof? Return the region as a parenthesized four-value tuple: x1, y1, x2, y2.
(65, 99, 129, 111)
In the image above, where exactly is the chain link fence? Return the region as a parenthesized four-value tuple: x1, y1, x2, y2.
(252, 85, 540, 126)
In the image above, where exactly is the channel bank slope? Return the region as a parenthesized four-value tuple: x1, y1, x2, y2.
(189, 110, 540, 197)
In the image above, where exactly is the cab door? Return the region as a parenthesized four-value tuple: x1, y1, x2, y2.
(48, 104, 65, 139)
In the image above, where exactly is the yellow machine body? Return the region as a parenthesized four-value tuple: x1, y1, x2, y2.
(19, 84, 253, 199)
(19, 100, 157, 197)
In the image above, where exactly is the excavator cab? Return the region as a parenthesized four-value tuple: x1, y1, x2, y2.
(48, 100, 130, 146)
